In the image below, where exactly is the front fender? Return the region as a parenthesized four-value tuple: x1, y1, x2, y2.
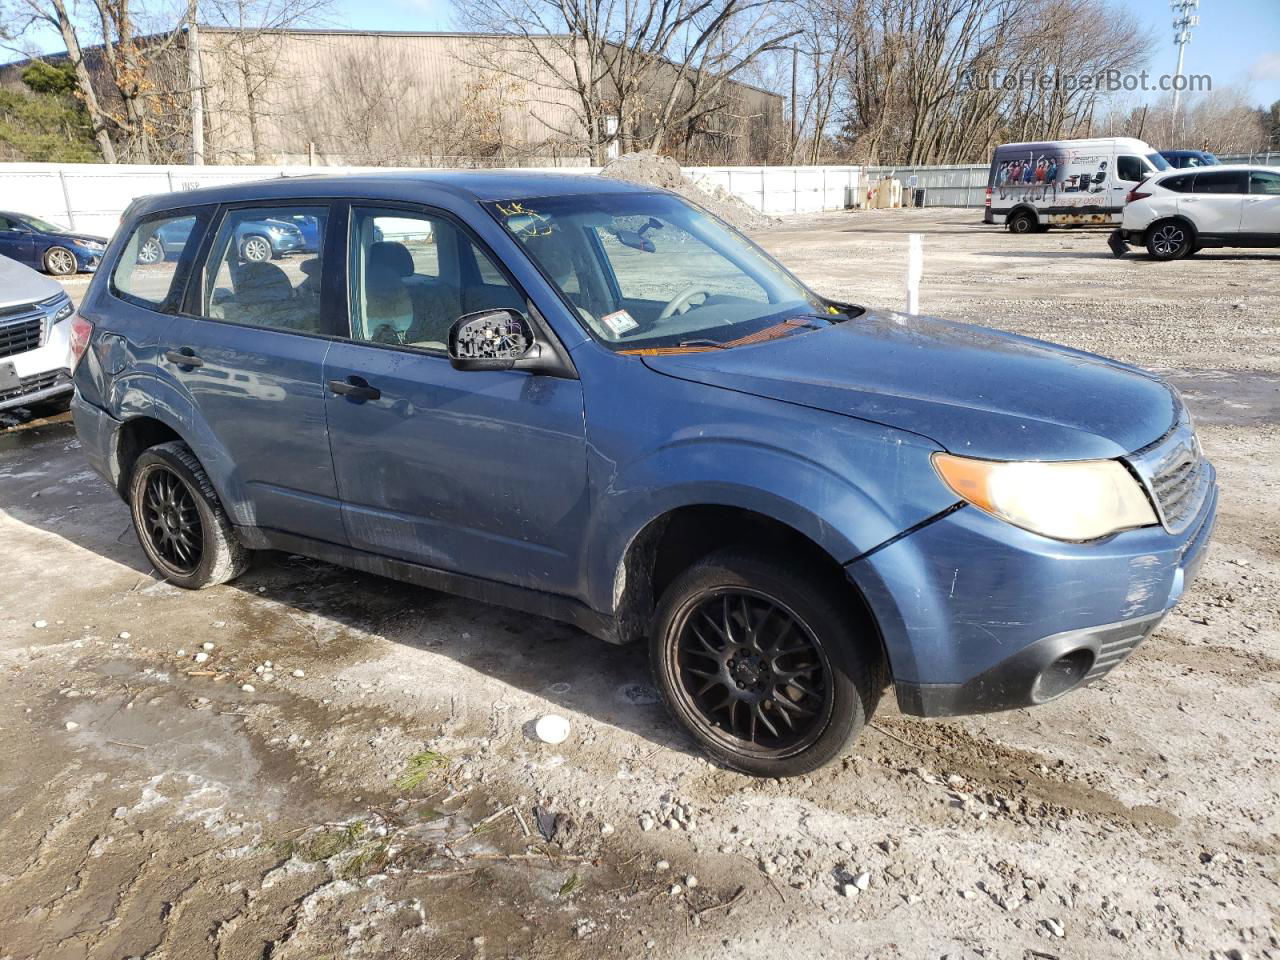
(577, 350, 956, 616)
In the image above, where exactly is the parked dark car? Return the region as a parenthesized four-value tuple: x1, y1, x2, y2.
(0, 210, 108, 276)
(69, 173, 1217, 777)
(137, 214, 309, 265)
(1160, 150, 1220, 169)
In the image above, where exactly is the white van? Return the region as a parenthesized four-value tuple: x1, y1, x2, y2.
(983, 137, 1170, 233)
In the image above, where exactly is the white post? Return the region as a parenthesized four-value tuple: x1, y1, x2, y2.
(58, 171, 75, 231)
(906, 233, 923, 315)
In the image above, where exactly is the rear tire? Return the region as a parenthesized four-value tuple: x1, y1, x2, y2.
(128, 441, 251, 589)
(649, 548, 884, 778)
(1146, 219, 1193, 261)
(1008, 210, 1037, 234)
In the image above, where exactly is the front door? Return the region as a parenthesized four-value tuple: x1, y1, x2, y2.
(1181, 170, 1247, 237)
(0, 217, 36, 267)
(322, 204, 589, 596)
(163, 202, 345, 544)
(1242, 169, 1280, 237)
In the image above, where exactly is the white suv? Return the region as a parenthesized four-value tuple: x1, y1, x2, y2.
(1114, 165, 1280, 260)
(0, 254, 76, 414)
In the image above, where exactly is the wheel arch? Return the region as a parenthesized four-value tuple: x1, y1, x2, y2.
(109, 404, 249, 528)
(1151, 214, 1199, 240)
(607, 502, 886, 666)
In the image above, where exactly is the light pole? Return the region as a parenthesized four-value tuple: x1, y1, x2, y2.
(1170, 0, 1200, 141)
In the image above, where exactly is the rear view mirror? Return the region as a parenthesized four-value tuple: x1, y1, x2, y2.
(613, 229, 655, 253)
(448, 309, 537, 372)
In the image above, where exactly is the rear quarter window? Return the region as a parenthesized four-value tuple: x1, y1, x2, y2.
(111, 211, 210, 310)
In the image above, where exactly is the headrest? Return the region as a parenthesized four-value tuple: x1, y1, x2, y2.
(369, 241, 414, 277)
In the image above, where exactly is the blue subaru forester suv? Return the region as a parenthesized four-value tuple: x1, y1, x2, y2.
(69, 173, 1216, 776)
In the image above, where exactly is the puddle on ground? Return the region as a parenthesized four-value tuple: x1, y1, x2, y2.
(1159, 368, 1280, 426)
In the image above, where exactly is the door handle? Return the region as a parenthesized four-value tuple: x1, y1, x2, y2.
(164, 348, 204, 368)
(326, 375, 381, 402)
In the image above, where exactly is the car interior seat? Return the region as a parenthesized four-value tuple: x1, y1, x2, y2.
(228, 261, 299, 329)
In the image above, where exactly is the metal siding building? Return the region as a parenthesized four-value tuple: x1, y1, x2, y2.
(190, 28, 783, 166)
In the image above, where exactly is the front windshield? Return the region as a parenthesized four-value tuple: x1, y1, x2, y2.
(485, 192, 843, 350)
(1147, 152, 1170, 171)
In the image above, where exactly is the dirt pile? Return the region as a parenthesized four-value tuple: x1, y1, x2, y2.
(600, 151, 777, 231)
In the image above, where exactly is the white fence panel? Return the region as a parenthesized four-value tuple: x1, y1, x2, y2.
(0, 161, 865, 241)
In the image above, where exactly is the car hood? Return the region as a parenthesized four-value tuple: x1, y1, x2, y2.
(51, 230, 109, 246)
(0, 254, 64, 310)
(642, 310, 1179, 461)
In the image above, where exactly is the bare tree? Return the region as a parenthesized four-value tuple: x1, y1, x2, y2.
(812, 0, 1153, 164)
(3, 0, 196, 161)
(455, 0, 798, 163)
(198, 0, 329, 162)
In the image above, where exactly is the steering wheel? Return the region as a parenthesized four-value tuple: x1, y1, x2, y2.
(658, 285, 716, 321)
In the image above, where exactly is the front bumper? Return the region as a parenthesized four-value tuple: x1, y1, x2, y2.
(849, 474, 1217, 717)
(0, 311, 75, 411)
(0, 369, 72, 411)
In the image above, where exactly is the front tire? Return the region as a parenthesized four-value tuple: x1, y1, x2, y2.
(44, 246, 78, 276)
(650, 549, 884, 777)
(128, 441, 251, 589)
(240, 235, 272, 263)
(1146, 219, 1193, 260)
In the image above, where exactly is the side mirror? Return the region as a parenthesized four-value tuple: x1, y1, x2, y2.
(448, 309, 538, 372)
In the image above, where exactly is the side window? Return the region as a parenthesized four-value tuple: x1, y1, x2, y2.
(1116, 155, 1146, 183)
(347, 207, 523, 351)
(1161, 174, 1195, 193)
(112, 212, 204, 308)
(200, 206, 329, 333)
(1248, 171, 1280, 196)
(1193, 171, 1247, 195)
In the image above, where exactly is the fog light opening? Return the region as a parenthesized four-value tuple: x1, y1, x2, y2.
(1032, 649, 1094, 702)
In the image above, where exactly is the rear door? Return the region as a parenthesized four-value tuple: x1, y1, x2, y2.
(162, 201, 346, 544)
(321, 202, 589, 596)
(1182, 170, 1248, 236)
(1241, 170, 1280, 237)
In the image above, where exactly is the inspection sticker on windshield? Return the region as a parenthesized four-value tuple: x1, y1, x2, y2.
(601, 310, 638, 336)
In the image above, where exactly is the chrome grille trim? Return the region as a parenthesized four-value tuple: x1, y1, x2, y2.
(1126, 411, 1211, 536)
(0, 308, 45, 359)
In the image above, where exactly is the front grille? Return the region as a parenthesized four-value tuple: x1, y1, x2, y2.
(1126, 412, 1211, 535)
(0, 370, 61, 404)
(0, 312, 44, 359)
(1150, 447, 1206, 530)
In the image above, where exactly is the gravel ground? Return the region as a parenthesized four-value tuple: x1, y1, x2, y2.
(0, 209, 1276, 960)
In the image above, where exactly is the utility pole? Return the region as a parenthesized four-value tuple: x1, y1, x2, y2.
(187, 21, 205, 165)
(1170, 0, 1199, 141)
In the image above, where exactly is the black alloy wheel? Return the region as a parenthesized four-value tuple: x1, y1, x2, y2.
(128, 441, 251, 589)
(139, 464, 204, 575)
(671, 589, 834, 756)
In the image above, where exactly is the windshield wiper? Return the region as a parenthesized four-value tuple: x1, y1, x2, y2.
(677, 338, 728, 349)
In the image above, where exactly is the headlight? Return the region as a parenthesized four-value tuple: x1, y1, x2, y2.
(52, 300, 74, 323)
(932, 453, 1157, 542)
